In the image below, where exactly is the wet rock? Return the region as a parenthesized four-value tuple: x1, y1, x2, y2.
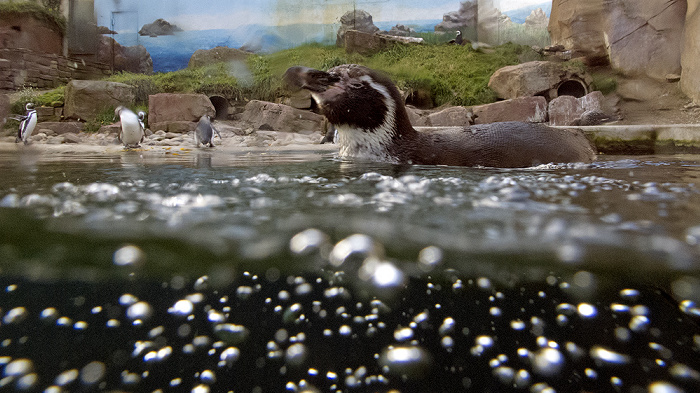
(488, 61, 592, 101)
(148, 93, 215, 126)
(138, 19, 182, 36)
(548, 91, 605, 126)
(188, 46, 250, 69)
(240, 100, 324, 134)
(344, 30, 423, 56)
(434, 1, 477, 32)
(63, 80, 135, 120)
(62, 133, 82, 144)
(336, 9, 379, 47)
(681, 3, 700, 104)
(34, 121, 84, 135)
(97, 36, 153, 75)
(472, 96, 548, 124)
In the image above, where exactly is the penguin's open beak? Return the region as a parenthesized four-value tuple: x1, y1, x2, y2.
(283, 66, 340, 93)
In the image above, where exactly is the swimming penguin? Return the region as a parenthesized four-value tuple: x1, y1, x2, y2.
(194, 115, 221, 148)
(283, 64, 596, 168)
(15, 103, 37, 145)
(137, 111, 146, 130)
(114, 106, 145, 148)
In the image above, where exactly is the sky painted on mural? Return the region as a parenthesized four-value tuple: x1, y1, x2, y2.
(95, 0, 548, 31)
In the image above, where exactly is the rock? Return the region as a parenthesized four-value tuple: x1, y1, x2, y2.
(606, 0, 686, 80)
(488, 61, 592, 101)
(548, 91, 605, 126)
(148, 93, 215, 126)
(62, 133, 82, 144)
(0, 94, 8, 127)
(188, 46, 250, 68)
(35, 106, 58, 122)
(150, 121, 197, 133)
(344, 30, 423, 56)
(64, 80, 136, 120)
(35, 122, 84, 135)
(240, 100, 325, 133)
(548, 1, 608, 64)
(524, 8, 549, 29)
(98, 123, 121, 135)
(408, 106, 475, 127)
(472, 96, 548, 124)
(97, 36, 153, 75)
(0, 11, 63, 55)
(616, 78, 676, 109)
(384, 24, 414, 37)
(97, 26, 117, 35)
(681, 3, 700, 103)
(282, 90, 313, 110)
(336, 9, 380, 47)
(138, 19, 182, 36)
(435, 1, 478, 32)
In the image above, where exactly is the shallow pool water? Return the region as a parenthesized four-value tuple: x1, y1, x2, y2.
(0, 149, 699, 392)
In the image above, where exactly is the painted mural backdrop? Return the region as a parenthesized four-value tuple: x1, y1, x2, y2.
(94, 0, 551, 72)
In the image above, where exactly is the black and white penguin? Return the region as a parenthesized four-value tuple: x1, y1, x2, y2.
(194, 115, 221, 148)
(137, 111, 147, 131)
(114, 106, 145, 148)
(283, 64, 596, 168)
(454, 30, 463, 45)
(570, 110, 619, 126)
(15, 103, 37, 145)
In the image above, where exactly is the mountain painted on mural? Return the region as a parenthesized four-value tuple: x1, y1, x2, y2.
(111, 3, 550, 72)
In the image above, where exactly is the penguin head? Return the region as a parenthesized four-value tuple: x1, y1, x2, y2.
(25, 103, 34, 111)
(114, 106, 124, 121)
(137, 111, 146, 121)
(283, 64, 401, 132)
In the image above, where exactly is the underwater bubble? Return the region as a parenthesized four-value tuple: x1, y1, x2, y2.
(214, 324, 249, 345)
(55, 369, 79, 386)
(169, 299, 195, 316)
(629, 315, 650, 332)
(493, 366, 515, 385)
(394, 327, 414, 341)
(80, 361, 106, 385)
(648, 382, 684, 393)
(669, 363, 700, 381)
(329, 234, 383, 267)
(194, 276, 209, 291)
(417, 246, 443, 271)
(219, 347, 240, 365)
(285, 343, 308, 367)
(379, 346, 432, 379)
(200, 370, 216, 384)
(192, 384, 210, 393)
(126, 302, 153, 321)
(510, 320, 526, 331)
(619, 288, 640, 301)
(3, 307, 28, 324)
(113, 245, 146, 267)
(577, 303, 598, 318)
(119, 294, 138, 306)
(532, 348, 564, 377)
(439, 317, 455, 335)
(290, 229, 330, 255)
(590, 346, 631, 365)
(4, 359, 33, 377)
(359, 258, 405, 288)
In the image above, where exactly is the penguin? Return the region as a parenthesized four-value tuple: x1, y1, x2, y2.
(455, 30, 463, 45)
(137, 111, 146, 131)
(15, 103, 37, 145)
(114, 106, 145, 148)
(570, 110, 619, 126)
(283, 64, 597, 168)
(194, 115, 221, 148)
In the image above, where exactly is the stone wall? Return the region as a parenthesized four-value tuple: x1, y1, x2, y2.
(0, 48, 111, 90)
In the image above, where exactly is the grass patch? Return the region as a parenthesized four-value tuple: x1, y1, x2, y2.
(83, 107, 115, 133)
(0, 1, 66, 35)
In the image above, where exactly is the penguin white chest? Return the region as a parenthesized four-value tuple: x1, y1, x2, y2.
(119, 112, 143, 146)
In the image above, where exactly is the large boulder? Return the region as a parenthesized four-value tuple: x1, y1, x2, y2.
(148, 93, 215, 132)
(548, 1, 608, 64)
(188, 46, 250, 68)
(548, 91, 605, 126)
(435, 1, 478, 32)
(606, 0, 686, 80)
(681, 3, 700, 104)
(472, 96, 548, 124)
(97, 36, 153, 75)
(63, 80, 135, 120)
(336, 9, 379, 47)
(488, 61, 592, 101)
(139, 19, 182, 36)
(240, 100, 324, 133)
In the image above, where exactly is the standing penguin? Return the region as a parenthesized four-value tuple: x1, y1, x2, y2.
(194, 115, 221, 147)
(137, 111, 146, 131)
(16, 103, 37, 145)
(114, 106, 145, 148)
